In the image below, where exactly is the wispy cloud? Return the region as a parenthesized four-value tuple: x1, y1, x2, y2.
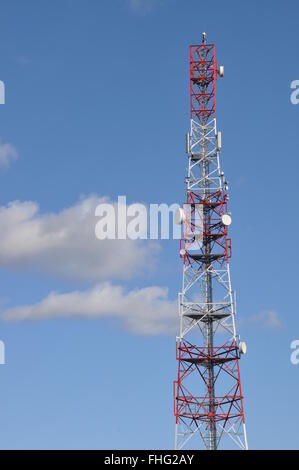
(128, 0, 160, 14)
(2, 283, 177, 335)
(14, 55, 32, 66)
(245, 310, 282, 329)
(0, 196, 160, 282)
(0, 142, 18, 169)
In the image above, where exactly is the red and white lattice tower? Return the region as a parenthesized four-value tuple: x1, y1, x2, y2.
(174, 33, 248, 450)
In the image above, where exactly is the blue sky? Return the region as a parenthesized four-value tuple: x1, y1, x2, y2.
(0, 0, 298, 449)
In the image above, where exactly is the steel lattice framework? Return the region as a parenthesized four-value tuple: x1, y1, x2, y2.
(174, 34, 248, 450)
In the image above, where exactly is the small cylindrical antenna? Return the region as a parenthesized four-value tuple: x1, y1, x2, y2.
(217, 131, 222, 150)
(186, 132, 190, 154)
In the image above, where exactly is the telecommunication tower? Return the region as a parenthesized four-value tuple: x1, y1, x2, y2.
(174, 33, 248, 450)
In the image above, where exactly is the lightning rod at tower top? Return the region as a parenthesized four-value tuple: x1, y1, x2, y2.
(174, 33, 248, 450)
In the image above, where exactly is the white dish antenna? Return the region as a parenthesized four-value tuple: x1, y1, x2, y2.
(174, 207, 186, 225)
(239, 341, 247, 355)
(221, 213, 232, 226)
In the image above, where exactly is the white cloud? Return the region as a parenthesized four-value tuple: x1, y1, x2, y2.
(247, 310, 282, 329)
(15, 55, 32, 66)
(0, 196, 160, 282)
(128, 0, 159, 14)
(0, 142, 18, 169)
(2, 283, 177, 335)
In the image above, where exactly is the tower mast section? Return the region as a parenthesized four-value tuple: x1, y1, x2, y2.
(174, 34, 248, 450)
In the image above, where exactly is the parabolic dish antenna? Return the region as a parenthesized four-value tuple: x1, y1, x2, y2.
(239, 341, 247, 355)
(174, 207, 186, 225)
(221, 213, 232, 226)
